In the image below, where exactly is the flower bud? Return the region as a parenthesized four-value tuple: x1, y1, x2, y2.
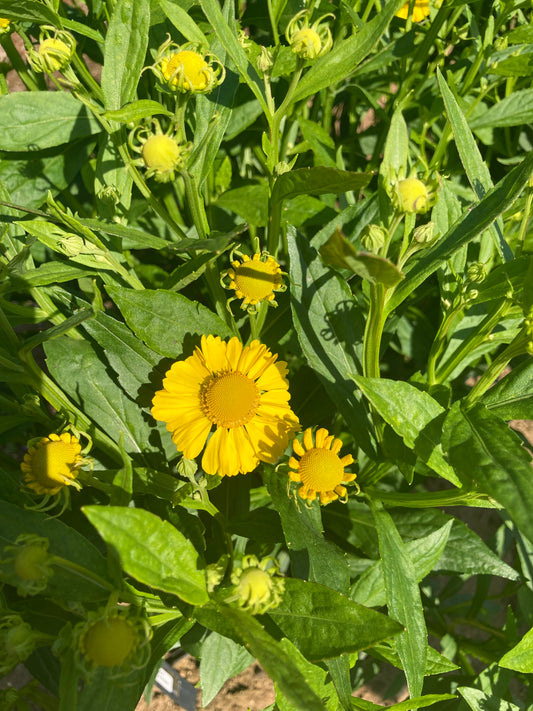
(230, 555, 284, 615)
(0, 615, 37, 675)
(141, 134, 187, 182)
(361, 224, 386, 252)
(466, 262, 486, 284)
(285, 10, 334, 61)
(413, 222, 436, 245)
(256, 46, 274, 74)
(396, 178, 430, 213)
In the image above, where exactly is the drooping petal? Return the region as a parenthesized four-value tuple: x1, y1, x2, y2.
(171, 416, 212, 459)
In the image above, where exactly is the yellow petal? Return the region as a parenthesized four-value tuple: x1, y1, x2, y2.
(226, 337, 243, 371)
(171, 416, 212, 459)
(256, 361, 289, 392)
(201, 335, 229, 373)
(303, 428, 314, 451)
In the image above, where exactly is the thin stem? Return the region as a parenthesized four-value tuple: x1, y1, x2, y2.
(50, 556, 116, 593)
(266, 0, 280, 45)
(516, 187, 533, 257)
(363, 284, 386, 379)
(0, 34, 40, 91)
(426, 304, 463, 385)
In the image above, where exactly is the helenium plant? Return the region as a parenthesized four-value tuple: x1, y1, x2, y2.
(0, 0, 533, 710)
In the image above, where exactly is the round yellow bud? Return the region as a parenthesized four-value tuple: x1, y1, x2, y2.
(141, 134, 184, 181)
(14, 544, 49, 582)
(290, 28, 323, 59)
(38, 38, 73, 72)
(396, 178, 430, 213)
(82, 617, 137, 668)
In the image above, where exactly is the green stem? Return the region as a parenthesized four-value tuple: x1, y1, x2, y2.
(363, 284, 386, 379)
(0, 34, 40, 91)
(266, 0, 280, 45)
(435, 299, 511, 383)
(464, 331, 530, 408)
(516, 186, 533, 257)
(426, 304, 463, 385)
(366, 488, 498, 508)
(50, 556, 116, 593)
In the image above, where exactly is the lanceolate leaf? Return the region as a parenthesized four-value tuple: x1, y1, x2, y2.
(288, 228, 375, 457)
(443, 402, 533, 546)
(499, 627, 533, 673)
(218, 605, 327, 711)
(83, 506, 209, 605)
(0, 0, 58, 24)
(353, 377, 460, 485)
(437, 69, 510, 261)
(482, 358, 533, 420)
(101, 0, 150, 111)
(458, 687, 521, 711)
(267, 578, 404, 660)
(369, 500, 427, 699)
(271, 167, 372, 209)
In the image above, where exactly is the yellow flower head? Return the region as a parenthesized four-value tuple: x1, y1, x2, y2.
(0, 18, 11, 34)
(150, 38, 225, 94)
(128, 119, 190, 182)
(225, 253, 284, 310)
(396, 0, 431, 22)
(288, 427, 357, 505)
(231, 555, 285, 615)
(75, 609, 151, 674)
(152, 335, 300, 478)
(286, 10, 334, 60)
(27, 27, 76, 74)
(20, 432, 83, 496)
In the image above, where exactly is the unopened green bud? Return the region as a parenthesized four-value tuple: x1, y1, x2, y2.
(230, 555, 284, 615)
(257, 46, 274, 74)
(0, 615, 37, 675)
(275, 161, 292, 176)
(413, 222, 436, 245)
(466, 262, 486, 284)
(286, 10, 334, 61)
(494, 36, 508, 52)
(361, 224, 386, 252)
(2, 534, 53, 596)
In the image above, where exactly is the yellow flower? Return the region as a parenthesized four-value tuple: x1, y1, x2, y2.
(20, 432, 83, 496)
(0, 18, 11, 33)
(152, 335, 300, 478)
(226, 253, 284, 308)
(2, 534, 53, 596)
(288, 427, 356, 505)
(27, 27, 76, 74)
(150, 38, 225, 94)
(396, 0, 430, 22)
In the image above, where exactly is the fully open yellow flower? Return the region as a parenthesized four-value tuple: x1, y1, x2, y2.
(288, 428, 356, 505)
(152, 335, 300, 478)
(396, 0, 430, 22)
(227, 253, 284, 308)
(20, 433, 83, 495)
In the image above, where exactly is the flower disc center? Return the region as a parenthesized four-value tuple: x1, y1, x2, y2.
(163, 50, 209, 90)
(201, 372, 260, 428)
(298, 448, 344, 490)
(83, 618, 136, 668)
(234, 261, 280, 301)
(32, 441, 79, 488)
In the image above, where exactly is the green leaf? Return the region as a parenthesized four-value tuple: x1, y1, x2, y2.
(353, 377, 460, 486)
(385, 152, 533, 316)
(293, 0, 406, 102)
(216, 605, 332, 711)
(267, 578, 404, 660)
(106, 285, 233, 358)
(372, 642, 458, 676)
(0, 501, 111, 602)
(288, 228, 375, 457)
(0, 139, 95, 209)
(101, 0, 151, 111)
(265, 465, 350, 594)
(216, 184, 268, 226)
(443, 402, 533, 546)
(351, 693, 457, 711)
(351, 521, 453, 607)
(102, 100, 172, 123)
(482, 358, 533, 420)
(499, 626, 533, 673)
(83, 505, 209, 604)
(199, 632, 254, 706)
(320, 230, 404, 287)
(7, 261, 97, 290)
(381, 107, 409, 182)
(159, 0, 207, 44)
(275, 638, 339, 711)
(197, 0, 268, 112)
(437, 69, 509, 262)
(458, 687, 521, 711)
(469, 89, 533, 129)
(271, 167, 372, 209)
(44, 336, 156, 457)
(0, 93, 100, 151)
(79, 218, 170, 250)
(369, 500, 427, 699)
(0, 0, 58, 24)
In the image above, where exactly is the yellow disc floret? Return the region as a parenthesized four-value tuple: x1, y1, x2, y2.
(0, 18, 11, 34)
(20, 432, 83, 496)
(288, 427, 357, 505)
(38, 38, 72, 72)
(285, 10, 334, 60)
(228, 253, 283, 307)
(150, 38, 225, 94)
(81, 616, 137, 668)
